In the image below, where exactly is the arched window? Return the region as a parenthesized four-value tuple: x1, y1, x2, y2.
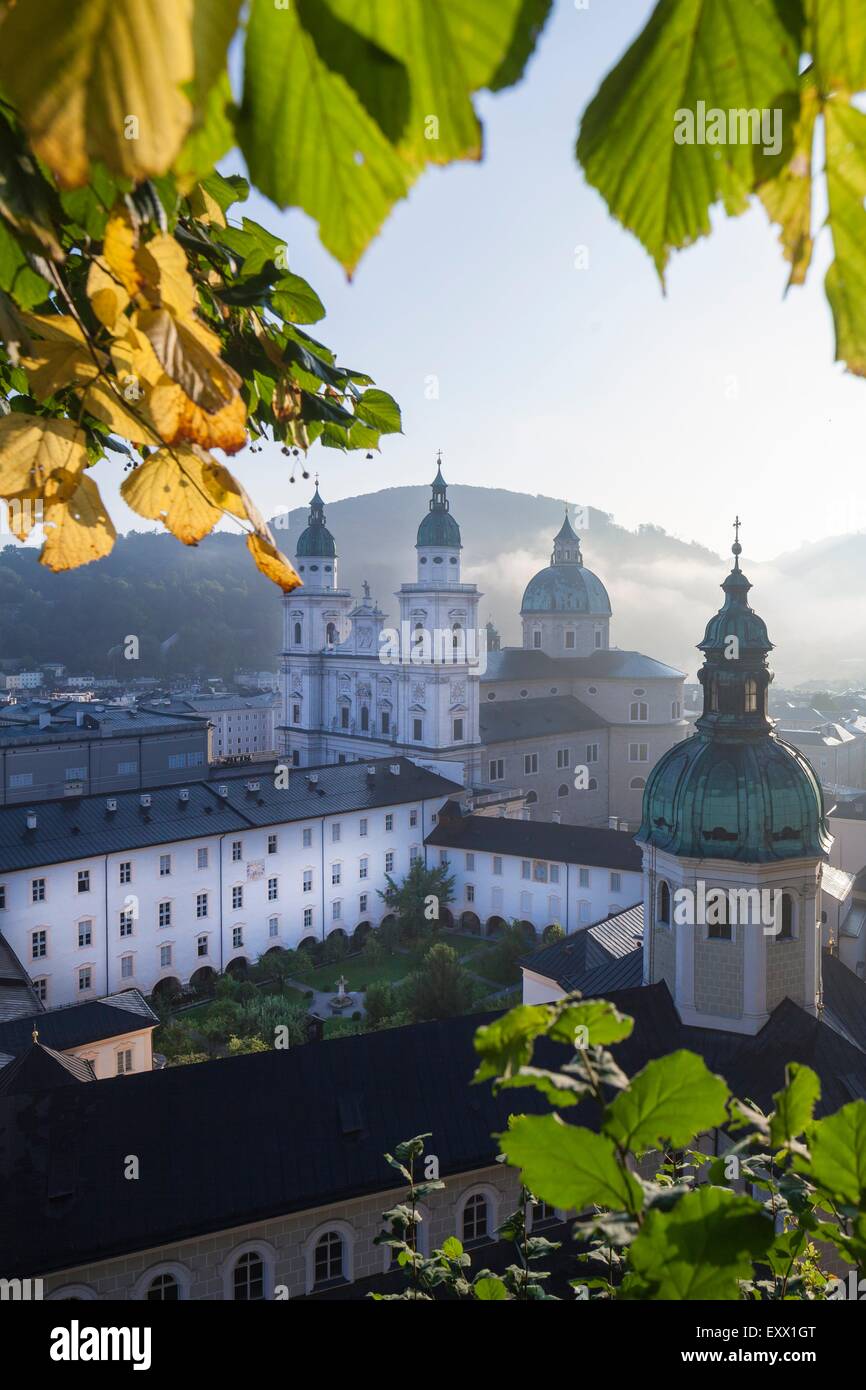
(658, 880, 671, 925)
(293, 621, 302, 644)
(744, 677, 758, 713)
(233, 1251, 265, 1301)
(314, 1231, 345, 1288)
(325, 621, 337, 646)
(452, 622, 463, 650)
(462, 1193, 489, 1245)
(557, 783, 569, 797)
(587, 777, 598, 791)
(146, 1273, 179, 1301)
(707, 892, 732, 941)
(525, 791, 538, 804)
(629, 776, 646, 791)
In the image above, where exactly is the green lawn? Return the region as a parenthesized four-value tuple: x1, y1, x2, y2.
(304, 949, 425, 993)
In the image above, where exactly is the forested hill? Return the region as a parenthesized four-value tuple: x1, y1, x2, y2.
(0, 485, 856, 685)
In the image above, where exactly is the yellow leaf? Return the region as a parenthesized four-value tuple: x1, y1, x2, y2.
(76, 379, 161, 446)
(40, 473, 116, 570)
(86, 256, 130, 333)
(110, 323, 164, 389)
(0, 0, 197, 187)
(136, 233, 198, 317)
(20, 312, 86, 343)
(21, 340, 105, 400)
(188, 182, 226, 227)
(149, 380, 247, 453)
(104, 207, 142, 297)
(121, 445, 223, 544)
(246, 532, 302, 593)
(137, 307, 240, 412)
(0, 414, 87, 498)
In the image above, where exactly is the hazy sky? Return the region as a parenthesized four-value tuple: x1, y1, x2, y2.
(96, 0, 863, 563)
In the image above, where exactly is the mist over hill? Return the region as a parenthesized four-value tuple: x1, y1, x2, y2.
(0, 485, 859, 685)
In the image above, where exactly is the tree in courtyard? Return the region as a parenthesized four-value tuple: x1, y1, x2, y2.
(402, 942, 478, 1022)
(379, 858, 455, 943)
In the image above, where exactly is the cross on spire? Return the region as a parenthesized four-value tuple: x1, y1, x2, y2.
(732, 515, 742, 569)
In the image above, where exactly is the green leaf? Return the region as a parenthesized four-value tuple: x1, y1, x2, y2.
(295, 0, 411, 144)
(353, 387, 402, 434)
(808, 0, 866, 95)
(240, 0, 411, 273)
(498, 1114, 643, 1213)
(629, 1187, 773, 1300)
(548, 999, 634, 1048)
(271, 272, 326, 325)
(823, 98, 866, 377)
(757, 70, 819, 288)
(174, 71, 236, 183)
(577, 0, 802, 276)
(803, 1099, 866, 1206)
(769, 1062, 821, 1149)
(474, 1275, 509, 1300)
(488, 0, 554, 93)
(473, 1003, 555, 1083)
(603, 1050, 729, 1152)
(199, 171, 249, 216)
(440, 1236, 463, 1259)
(0, 220, 51, 309)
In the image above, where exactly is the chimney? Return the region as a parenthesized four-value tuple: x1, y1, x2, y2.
(245, 780, 260, 793)
(179, 788, 190, 802)
(217, 784, 229, 798)
(306, 773, 318, 786)
(608, 815, 619, 831)
(25, 809, 37, 830)
(140, 793, 152, 808)
(106, 798, 117, 813)
(552, 810, 561, 824)
(389, 763, 401, 776)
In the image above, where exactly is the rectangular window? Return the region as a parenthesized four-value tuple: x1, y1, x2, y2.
(197, 935, 208, 957)
(331, 823, 342, 844)
(331, 863, 341, 886)
(10, 772, 33, 788)
(410, 808, 418, 828)
(78, 966, 92, 991)
(32, 878, 45, 903)
(359, 817, 369, 840)
(453, 718, 464, 741)
(292, 704, 300, 723)
(466, 853, 475, 871)
(159, 854, 171, 877)
(158, 901, 172, 928)
(268, 877, 278, 901)
(359, 893, 368, 914)
(671, 701, 681, 719)
(196, 892, 208, 919)
(77, 869, 90, 893)
(268, 833, 278, 854)
(359, 856, 369, 880)
(78, 920, 92, 948)
(385, 851, 394, 873)
(550, 864, 560, 885)
(232, 840, 243, 862)
(493, 856, 502, 876)
(489, 759, 504, 781)
(491, 886, 504, 911)
(121, 955, 134, 979)
(586, 743, 599, 763)
(303, 827, 312, 848)
(117, 760, 138, 776)
(332, 900, 342, 921)
(381, 709, 391, 734)
(340, 706, 350, 729)
(466, 884, 475, 903)
(385, 814, 394, 832)
(303, 870, 312, 893)
(232, 886, 243, 910)
(410, 845, 421, 864)
(532, 630, 542, 649)
(0, 885, 5, 909)
(160, 945, 172, 968)
(565, 631, 576, 650)
(120, 910, 134, 937)
(556, 747, 571, 769)
(628, 743, 648, 762)
(269, 916, 279, 938)
(292, 750, 300, 767)
(610, 872, 622, 893)
(33, 977, 47, 1003)
(232, 927, 243, 949)
(579, 867, 590, 888)
(119, 861, 132, 884)
(523, 753, 538, 775)
(440, 850, 449, 867)
(520, 891, 532, 914)
(197, 847, 208, 870)
(303, 907, 313, 928)
(521, 860, 531, 880)
(116, 1049, 133, 1075)
(65, 766, 86, 781)
(32, 929, 47, 959)
(413, 718, 423, 741)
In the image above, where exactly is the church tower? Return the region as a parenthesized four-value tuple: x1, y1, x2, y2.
(636, 527, 831, 1035)
(278, 487, 353, 762)
(520, 507, 612, 656)
(393, 459, 482, 779)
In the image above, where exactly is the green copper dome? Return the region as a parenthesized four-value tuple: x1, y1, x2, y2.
(638, 541, 830, 863)
(296, 488, 337, 558)
(417, 464, 461, 549)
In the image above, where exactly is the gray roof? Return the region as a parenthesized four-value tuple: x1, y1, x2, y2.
(426, 813, 642, 871)
(0, 756, 461, 873)
(0, 990, 157, 1058)
(0, 1041, 96, 1095)
(0, 700, 204, 746)
(521, 904, 644, 992)
(480, 695, 607, 744)
(0, 935, 42, 1022)
(483, 648, 683, 684)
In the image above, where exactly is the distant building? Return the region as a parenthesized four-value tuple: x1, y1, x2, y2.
(144, 693, 278, 761)
(0, 701, 210, 804)
(6, 672, 44, 691)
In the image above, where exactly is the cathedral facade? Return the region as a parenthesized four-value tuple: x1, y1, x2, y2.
(278, 468, 689, 829)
